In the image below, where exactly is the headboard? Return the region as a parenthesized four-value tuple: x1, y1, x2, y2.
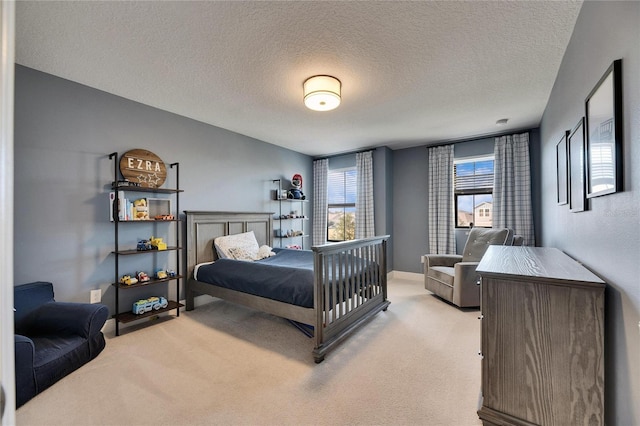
(184, 211, 273, 279)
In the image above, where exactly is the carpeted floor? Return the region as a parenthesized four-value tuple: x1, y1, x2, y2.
(16, 275, 482, 426)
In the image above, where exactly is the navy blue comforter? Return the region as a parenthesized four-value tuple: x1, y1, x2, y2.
(196, 249, 316, 307)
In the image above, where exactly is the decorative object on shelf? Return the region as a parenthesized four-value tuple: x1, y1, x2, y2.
(149, 236, 167, 250)
(568, 117, 587, 213)
(132, 296, 168, 315)
(285, 244, 302, 250)
(147, 198, 171, 218)
(119, 149, 167, 188)
(136, 271, 150, 283)
(137, 239, 152, 251)
(287, 174, 305, 200)
(303, 75, 341, 112)
(167, 269, 176, 278)
(109, 191, 126, 221)
(112, 180, 141, 188)
(119, 275, 138, 286)
(156, 270, 167, 279)
(585, 58, 623, 198)
(556, 131, 569, 206)
(133, 198, 149, 220)
(154, 214, 174, 221)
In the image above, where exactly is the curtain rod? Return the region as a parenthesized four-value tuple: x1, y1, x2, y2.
(312, 127, 535, 159)
(423, 128, 534, 149)
(313, 148, 374, 161)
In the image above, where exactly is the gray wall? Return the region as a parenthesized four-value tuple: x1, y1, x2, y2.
(14, 65, 312, 311)
(373, 146, 394, 268)
(392, 145, 428, 273)
(539, 2, 639, 424)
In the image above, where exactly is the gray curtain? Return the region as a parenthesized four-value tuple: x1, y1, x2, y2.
(355, 151, 374, 239)
(428, 145, 455, 254)
(493, 132, 535, 246)
(312, 158, 328, 246)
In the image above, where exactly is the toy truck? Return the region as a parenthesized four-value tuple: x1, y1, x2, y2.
(149, 236, 167, 250)
(132, 296, 168, 315)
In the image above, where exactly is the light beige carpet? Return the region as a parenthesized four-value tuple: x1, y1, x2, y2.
(16, 276, 482, 426)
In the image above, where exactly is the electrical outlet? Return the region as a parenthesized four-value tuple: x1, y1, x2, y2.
(420, 255, 425, 264)
(90, 289, 101, 304)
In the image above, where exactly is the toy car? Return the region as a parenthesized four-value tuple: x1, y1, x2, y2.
(136, 271, 150, 283)
(137, 240, 152, 251)
(119, 275, 138, 286)
(156, 270, 167, 279)
(132, 296, 168, 315)
(166, 269, 176, 278)
(154, 214, 174, 221)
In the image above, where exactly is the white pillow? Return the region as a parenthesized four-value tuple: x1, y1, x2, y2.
(228, 246, 258, 261)
(227, 244, 276, 262)
(214, 231, 259, 259)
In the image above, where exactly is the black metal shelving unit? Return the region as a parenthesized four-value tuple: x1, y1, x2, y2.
(272, 179, 308, 249)
(109, 152, 184, 336)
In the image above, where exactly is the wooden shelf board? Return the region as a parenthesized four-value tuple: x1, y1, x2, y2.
(111, 186, 183, 194)
(114, 219, 181, 223)
(113, 275, 183, 289)
(112, 246, 182, 255)
(115, 301, 183, 323)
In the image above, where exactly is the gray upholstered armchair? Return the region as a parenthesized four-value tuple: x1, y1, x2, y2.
(424, 227, 513, 307)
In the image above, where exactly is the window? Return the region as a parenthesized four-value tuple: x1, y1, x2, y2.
(327, 168, 356, 241)
(454, 156, 494, 228)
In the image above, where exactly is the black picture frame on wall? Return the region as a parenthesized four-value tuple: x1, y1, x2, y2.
(585, 59, 622, 198)
(568, 118, 586, 213)
(556, 131, 569, 205)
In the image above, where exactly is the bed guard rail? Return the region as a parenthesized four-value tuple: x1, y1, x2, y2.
(311, 235, 390, 359)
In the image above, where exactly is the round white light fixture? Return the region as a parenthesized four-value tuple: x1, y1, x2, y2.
(303, 75, 341, 111)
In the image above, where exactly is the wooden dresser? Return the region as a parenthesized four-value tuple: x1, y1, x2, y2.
(476, 246, 605, 426)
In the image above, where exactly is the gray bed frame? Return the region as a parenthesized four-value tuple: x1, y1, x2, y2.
(184, 211, 390, 363)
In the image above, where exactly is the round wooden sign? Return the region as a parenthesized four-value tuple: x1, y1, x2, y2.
(119, 149, 167, 188)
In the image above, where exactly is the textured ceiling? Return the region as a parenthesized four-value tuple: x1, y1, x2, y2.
(15, 1, 583, 156)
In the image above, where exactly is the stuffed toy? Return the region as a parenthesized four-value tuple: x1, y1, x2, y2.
(287, 174, 306, 200)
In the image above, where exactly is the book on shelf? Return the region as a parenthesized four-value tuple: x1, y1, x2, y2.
(109, 191, 127, 221)
(110, 193, 170, 221)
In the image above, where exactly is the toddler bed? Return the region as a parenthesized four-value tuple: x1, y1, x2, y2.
(184, 211, 390, 363)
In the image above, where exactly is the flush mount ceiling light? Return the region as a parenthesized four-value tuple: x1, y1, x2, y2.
(496, 118, 509, 126)
(303, 75, 341, 112)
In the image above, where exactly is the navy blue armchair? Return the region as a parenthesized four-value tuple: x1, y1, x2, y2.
(14, 281, 108, 408)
